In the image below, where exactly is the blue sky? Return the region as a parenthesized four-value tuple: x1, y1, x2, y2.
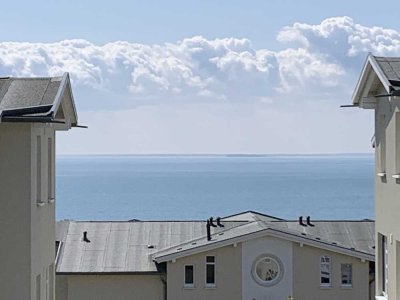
(2, 0, 399, 154)
(4, 0, 400, 47)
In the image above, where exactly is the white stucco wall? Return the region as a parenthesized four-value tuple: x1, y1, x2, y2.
(242, 236, 293, 300)
(62, 275, 164, 300)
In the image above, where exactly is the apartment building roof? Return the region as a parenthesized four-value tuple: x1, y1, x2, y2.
(56, 220, 244, 274)
(56, 211, 375, 274)
(0, 73, 80, 128)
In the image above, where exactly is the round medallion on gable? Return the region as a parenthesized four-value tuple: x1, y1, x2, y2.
(251, 254, 284, 286)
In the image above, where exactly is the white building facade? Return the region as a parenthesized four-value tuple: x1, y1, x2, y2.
(352, 55, 400, 299)
(0, 74, 79, 300)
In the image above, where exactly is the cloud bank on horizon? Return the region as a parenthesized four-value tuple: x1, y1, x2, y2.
(1, 16, 399, 107)
(0, 16, 394, 153)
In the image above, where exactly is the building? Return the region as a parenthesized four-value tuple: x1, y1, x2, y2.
(56, 211, 375, 300)
(352, 55, 400, 299)
(0, 74, 79, 300)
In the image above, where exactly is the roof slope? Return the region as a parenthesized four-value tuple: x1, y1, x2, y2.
(0, 73, 79, 128)
(56, 212, 375, 274)
(374, 56, 400, 84)
(56, 220, 245, 273)
(154, 219, 375, 263)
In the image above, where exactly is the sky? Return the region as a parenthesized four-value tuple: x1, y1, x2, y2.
(2, 0, 400, 154)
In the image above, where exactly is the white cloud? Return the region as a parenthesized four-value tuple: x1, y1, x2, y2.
(4, 17, 393, 104)
(1, 17, 397, 153)
(278, 16, 400, 59)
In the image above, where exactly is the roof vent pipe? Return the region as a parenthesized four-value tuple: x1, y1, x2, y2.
(299, 216, 306, 227)
(206, 220, 211, 241)
(209, 217, 218, 227)
(216, 217, 224, 227)
(306, 216, 315, 227)
(83, 231, 91, 243)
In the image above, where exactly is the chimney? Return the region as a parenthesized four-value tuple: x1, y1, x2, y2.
(306, 216, 315, 227)
(206, 220, 211, 241)
(83, 231, 91, 243)
(216, 217, 224, 227)
(209, 217, 218, 227)
(298, 216, 306, 226)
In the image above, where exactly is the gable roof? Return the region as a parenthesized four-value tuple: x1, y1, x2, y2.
(352, 54, 400, 107)
(222, 210, 284, 222)
(153, 219, 375, 263)
(0, 73, 80, 129)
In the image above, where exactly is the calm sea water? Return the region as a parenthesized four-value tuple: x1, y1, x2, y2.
(56, 154, 374, 221)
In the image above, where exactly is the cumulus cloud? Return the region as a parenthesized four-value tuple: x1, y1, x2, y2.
(0, 17, 399, 106)
(278, 16, 400, 60)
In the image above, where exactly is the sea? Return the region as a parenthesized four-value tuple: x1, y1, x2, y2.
(56, 154, 374, 221)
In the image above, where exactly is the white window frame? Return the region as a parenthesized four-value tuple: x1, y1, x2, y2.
(184, 264, 195, 288)
(320, 255, 331, 287)
(340, 263, 353, 287)
(205, 255, 216, 288)
(377, 113, 386, 174)
(47, 137, 55, 203)
(36, 274, 41, 300)
(382, 235, 388, 297)
(49, 263, 54, 300)
(395, 112, 400, 175)
(36, 135, 43, 205)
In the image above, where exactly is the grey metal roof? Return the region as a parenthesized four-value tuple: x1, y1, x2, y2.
(56, 220, 244, 273)
(154, 219, 375, 263)
(57, 212, 375, 274)
(272, 220, 375, 255)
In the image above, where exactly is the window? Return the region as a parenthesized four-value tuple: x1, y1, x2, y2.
(377, 113, 386, 173)
(381, 235, 388, 295)
(205, 256, 216, 287)
(48, 137, 54, 201)
(48, 264, 54, 300)
(36, 274, 41, 300)
(36, 135, 42, 204)
(396, 113, 400, 174)
(341, 264, 352, 286)
(251, 254, 284, 286)
(184, 265, 194, 287)
(320, 256, 331, 286)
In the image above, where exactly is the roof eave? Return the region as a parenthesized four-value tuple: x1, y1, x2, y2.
(352, 54, 392, 106)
